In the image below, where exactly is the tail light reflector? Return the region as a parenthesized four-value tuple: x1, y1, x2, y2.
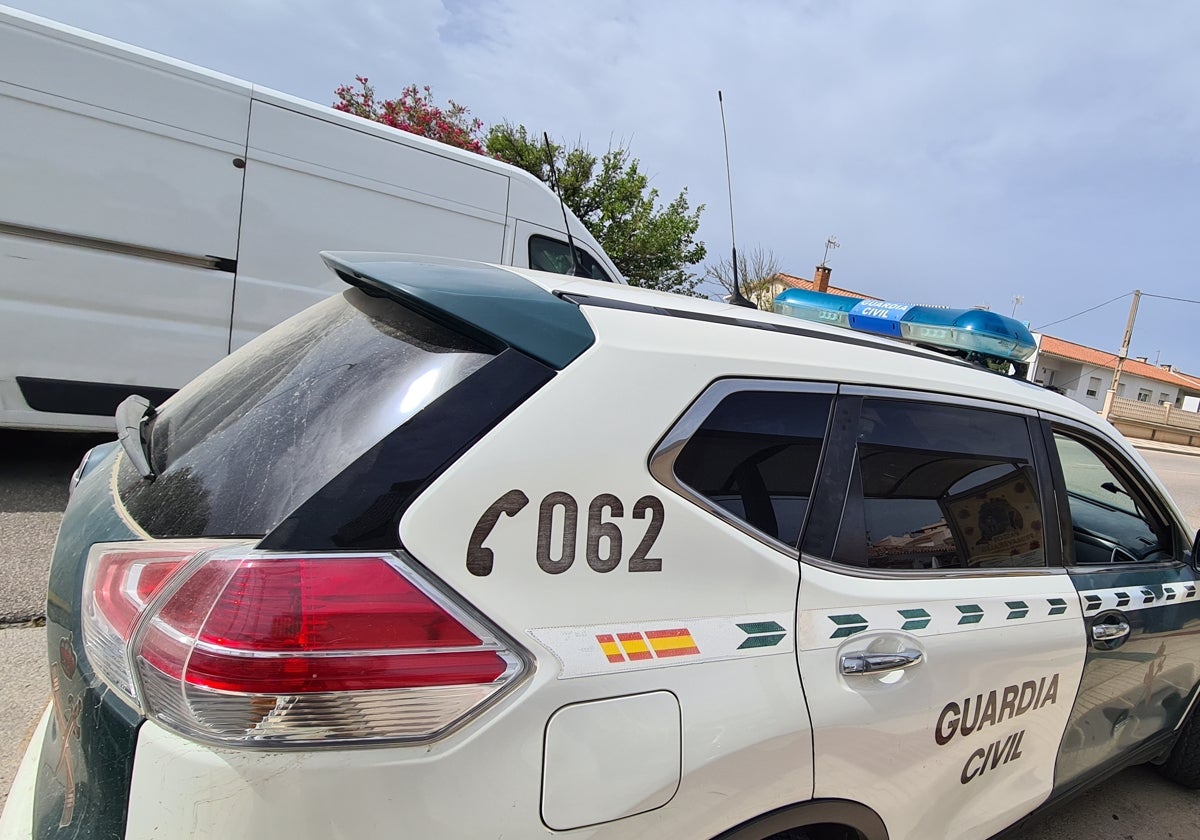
(81, 542, 526, 746)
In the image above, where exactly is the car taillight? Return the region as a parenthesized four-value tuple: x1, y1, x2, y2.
(81, 542, 526, 746)
(82, 541, 222, 702)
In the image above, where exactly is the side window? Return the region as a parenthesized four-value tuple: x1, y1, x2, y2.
(1053, 432, 1173, 564)
(672, 390, 834, 548)
(528, 235, 614, 282)
(834, 399, 1047, 571)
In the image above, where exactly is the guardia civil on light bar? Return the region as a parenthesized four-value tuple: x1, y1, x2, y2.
(4, 252, 1200, 840)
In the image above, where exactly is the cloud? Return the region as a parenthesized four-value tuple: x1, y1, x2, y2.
(9, 0, 1200, 366)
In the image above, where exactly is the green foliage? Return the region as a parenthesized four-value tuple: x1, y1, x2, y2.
(332, 79, 707, 295)
(487, 123, 706, 294)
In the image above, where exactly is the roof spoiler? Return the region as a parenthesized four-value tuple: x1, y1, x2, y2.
(321, 252, 595, 370)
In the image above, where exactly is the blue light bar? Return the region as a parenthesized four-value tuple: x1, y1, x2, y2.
(773, 288, 1036, 364)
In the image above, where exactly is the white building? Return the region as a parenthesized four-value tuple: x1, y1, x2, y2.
(1028, 335, 1200, 411)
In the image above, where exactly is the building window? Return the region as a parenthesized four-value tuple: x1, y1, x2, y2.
(1117, 383, 1126, 397)
(1085, 377, 1101, 398)
(1137, 389, 1152, 403)
(1160, 393, 1171, 405)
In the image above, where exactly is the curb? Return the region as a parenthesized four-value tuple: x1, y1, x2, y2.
(1130, 441, 1200, 458)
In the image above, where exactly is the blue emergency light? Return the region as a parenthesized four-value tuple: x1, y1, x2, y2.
(773, 288, 1036, 371)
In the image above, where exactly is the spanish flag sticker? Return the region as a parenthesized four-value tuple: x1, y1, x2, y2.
(528, 612, 793, 679)
(595, 628, 700, 663)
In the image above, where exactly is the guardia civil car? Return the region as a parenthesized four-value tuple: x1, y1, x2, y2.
(3, 253, 1199, 840)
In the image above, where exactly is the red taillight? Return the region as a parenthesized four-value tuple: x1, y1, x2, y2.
(92, 548, 193, 638)
(82, 542, 222, 701)
(191, 557, 483, 651)
(81, 543, 525, 746)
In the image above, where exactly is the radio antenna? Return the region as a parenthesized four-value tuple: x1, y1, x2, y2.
(543, 132, 581, 277)
(718, 91, 756, 309)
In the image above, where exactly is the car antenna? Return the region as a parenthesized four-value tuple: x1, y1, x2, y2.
(718, 90, 756, 309)
(543, 131, 581, 277)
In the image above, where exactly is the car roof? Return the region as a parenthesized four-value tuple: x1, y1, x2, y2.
(321, 251, 1113, 433)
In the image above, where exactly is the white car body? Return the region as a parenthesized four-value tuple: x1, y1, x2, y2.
(0, 5, 619, 432)
(3, 257, 1199, 840)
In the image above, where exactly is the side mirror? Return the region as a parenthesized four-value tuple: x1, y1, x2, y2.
(1193, 529, 1200, 572)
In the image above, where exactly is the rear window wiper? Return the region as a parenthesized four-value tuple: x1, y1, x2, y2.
(116, 394, 158, 480)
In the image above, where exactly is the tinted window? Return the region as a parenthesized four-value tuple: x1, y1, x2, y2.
(529, 235, 613, 282)
(673, 390, 833, 547)
(835, 400, 1046, 571)
(1054, 432, 1172, 563)
(119, 288, 494, 537)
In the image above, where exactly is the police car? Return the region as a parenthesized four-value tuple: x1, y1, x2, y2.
(3, 253, 1199, 840)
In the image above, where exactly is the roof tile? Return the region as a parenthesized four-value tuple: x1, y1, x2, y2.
(773, 273, 872, 299)
(1039, 335, 1200, 390)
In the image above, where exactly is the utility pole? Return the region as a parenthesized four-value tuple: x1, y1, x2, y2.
(1102, 290, 1142, 419)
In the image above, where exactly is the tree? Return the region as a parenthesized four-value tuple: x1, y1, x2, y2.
(704, 246, 782, 309)
(333, 76, 486, 154)
(486, 123, 706, 294)
(332, 81, 706, 295)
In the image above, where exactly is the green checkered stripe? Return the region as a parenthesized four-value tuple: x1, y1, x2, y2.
(1079, 583, 1198, 615)
(804, 595, 1080, 648)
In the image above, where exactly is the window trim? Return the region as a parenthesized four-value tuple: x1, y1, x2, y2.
(648, 378, 838, 558)
(838, 384, 1041, 417)
(1037, 413, 1186, 570)
(806, 389, 1066, 580)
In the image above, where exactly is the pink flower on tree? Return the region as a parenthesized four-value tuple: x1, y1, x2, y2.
(333, 77, 486, 155)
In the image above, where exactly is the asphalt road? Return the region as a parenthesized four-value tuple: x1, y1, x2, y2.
(0, 430, 112, 623)
(0, 431, 1198, 834)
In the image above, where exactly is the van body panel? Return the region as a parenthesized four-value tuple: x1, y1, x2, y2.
(0, 7, 250, 141)
(245, 97, 510, 216)
(228, 101, 509, 350)
(0, 234, 235, 419)
(0, 5, 621, 431)
(505, 177, 619, 277)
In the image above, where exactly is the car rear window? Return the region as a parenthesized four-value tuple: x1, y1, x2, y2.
(118, 288, 495, 537)
(671, 388, 834, 548)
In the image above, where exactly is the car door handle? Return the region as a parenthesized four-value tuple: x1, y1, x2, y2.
(1091, 619, 1131, 642)
(841, 649, 923, 675)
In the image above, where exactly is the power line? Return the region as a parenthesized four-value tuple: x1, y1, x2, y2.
(1033, 292, 1131, 332)
(1143, 293, 1200, 306)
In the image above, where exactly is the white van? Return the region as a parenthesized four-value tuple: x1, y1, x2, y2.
(0, 5, 621, 432)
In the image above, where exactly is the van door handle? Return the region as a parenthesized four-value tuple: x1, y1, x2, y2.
(841, 649, 923, 675)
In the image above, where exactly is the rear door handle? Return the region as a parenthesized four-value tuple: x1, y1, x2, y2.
(841, 649, 923, 675)
(1092, 619, 1131, 642)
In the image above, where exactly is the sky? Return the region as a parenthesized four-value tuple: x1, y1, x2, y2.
(9, 0, 1200, 371)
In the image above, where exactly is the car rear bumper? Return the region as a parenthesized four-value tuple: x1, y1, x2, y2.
(0, 705, 50, 840)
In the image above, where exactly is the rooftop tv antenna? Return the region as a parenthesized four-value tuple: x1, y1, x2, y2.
(821, 236, 840, 266)
(718, 91, 756, 309)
